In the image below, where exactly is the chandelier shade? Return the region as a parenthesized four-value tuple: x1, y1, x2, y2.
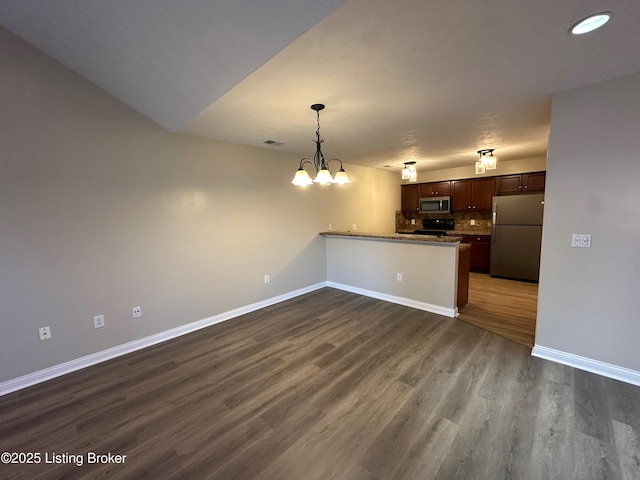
(476, 148, 497, 174)
(402, 161, 417, 182)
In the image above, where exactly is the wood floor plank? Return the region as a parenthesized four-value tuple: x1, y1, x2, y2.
(1, 287, 639, 480)
(458, 272, 538, 347)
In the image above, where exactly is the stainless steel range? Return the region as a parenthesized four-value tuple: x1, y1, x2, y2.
(412, 218, 455, 237)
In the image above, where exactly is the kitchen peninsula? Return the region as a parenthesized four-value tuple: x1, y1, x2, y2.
(321, 232, 470, 317)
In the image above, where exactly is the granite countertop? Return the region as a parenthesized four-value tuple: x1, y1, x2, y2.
(396, 229, 492, 236)
(320, 231, 463, 244)
(447, 230, 492, 236)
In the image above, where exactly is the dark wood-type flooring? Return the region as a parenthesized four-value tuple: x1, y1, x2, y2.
(1, 288, 639, 479)
(459, 273, 538, 347)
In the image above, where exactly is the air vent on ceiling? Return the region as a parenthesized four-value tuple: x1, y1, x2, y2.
(263, 140, 283, 145)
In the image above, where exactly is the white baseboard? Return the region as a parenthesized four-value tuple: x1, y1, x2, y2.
(327, 281, 457, 318)
(532, 345, 640, 387)
(0, 282, 327, 397)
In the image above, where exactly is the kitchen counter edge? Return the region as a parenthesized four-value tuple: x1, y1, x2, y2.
(320, 231, 465, 245)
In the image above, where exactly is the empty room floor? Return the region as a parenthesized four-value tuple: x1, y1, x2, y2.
(1, 288, 639, 479)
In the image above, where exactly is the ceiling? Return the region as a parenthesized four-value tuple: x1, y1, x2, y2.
(2, 0, 640, 173)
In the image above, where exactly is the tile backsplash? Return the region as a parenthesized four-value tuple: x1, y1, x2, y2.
(396, 210, 492, 232)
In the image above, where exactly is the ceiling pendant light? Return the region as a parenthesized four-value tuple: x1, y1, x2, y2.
(476, 148, 497, 174)
(291, 104, 351, 186)
(402, 161, 417, 183)
(570, 12, 612, 35)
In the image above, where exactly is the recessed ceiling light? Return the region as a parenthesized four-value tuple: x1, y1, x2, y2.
(570, 12, 612, 35)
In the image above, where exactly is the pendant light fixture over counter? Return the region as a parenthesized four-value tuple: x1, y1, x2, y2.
(291, 104, 351, 186)
(401, 161, 417, 183)
(475, 148, 497, 174)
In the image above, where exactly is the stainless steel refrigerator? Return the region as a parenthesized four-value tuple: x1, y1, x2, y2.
(490, 194, 544, 282)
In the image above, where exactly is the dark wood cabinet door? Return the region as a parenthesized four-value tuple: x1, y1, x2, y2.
(433, 181, 451, 196)
(401, 184, 420, 213)
(464, 235, 491, 273)
(451, 180, 473, 211)
(472, 177, 496, 211)
(497, 172, 545, 194)
(523, 172, 546, 192)
(419, 181, 451, 197)
(419, 183, 433, 197)
(496, 175, 523, 194)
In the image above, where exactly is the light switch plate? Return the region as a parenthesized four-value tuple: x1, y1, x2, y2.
(93, 314, 105, 329)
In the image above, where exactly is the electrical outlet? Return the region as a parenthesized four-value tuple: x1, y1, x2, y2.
(93, 314, 105, 329)
(132, 306, 141, 318)
(352, 224, 357, 231)
(571, 233, 592, 248)
(264, 274, 270, 284)
(571, 234, 580, 247)
(397, 273, 403, 282)
(39, 326, 51, 341)
(470, 219, 476, 226)
(410, 219, 416, 225)
(328, 224, 333, 231)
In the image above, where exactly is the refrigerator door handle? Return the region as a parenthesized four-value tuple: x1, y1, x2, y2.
(492, 203, 497, 243)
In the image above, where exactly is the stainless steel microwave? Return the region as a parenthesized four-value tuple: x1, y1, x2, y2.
(419, 196, 450, 214)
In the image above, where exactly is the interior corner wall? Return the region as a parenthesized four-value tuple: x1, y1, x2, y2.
(326, 163, 400, 234)
(536, 72, 640, 372)
(0, 28, 398, 385)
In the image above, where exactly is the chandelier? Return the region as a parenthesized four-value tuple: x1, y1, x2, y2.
(475, 148, 497, 174)
(291, 104, 351, 186)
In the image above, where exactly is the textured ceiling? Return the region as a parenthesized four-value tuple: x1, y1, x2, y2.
(2, 0, 640, 173)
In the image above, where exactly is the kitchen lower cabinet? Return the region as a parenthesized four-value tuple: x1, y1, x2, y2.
(457, 244, 470, 309)
(464, 234, 491, 273)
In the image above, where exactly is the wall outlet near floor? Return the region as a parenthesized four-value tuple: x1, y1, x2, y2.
(93, 314, 105, 329)
(39, 326, 51, 341)
(264, 274, 270, 284)
(571, 233, 592, 248)
(397, 273, 403, 282)
(132, 306, 142, 318)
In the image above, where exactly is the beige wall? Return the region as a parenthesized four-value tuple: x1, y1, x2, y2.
(0, 29, 398, 384)
(536, 72, 640, 372)
(326, 237, 458, 314)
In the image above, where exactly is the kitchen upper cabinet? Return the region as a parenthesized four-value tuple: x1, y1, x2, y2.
(522, 172, 546, 192)
(496, 172, 546, 195)
(419, 181, 451, 197)
(451, 178, 495, 211)
(401, 184, 420, 213)
(495, 175, 522, 194)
